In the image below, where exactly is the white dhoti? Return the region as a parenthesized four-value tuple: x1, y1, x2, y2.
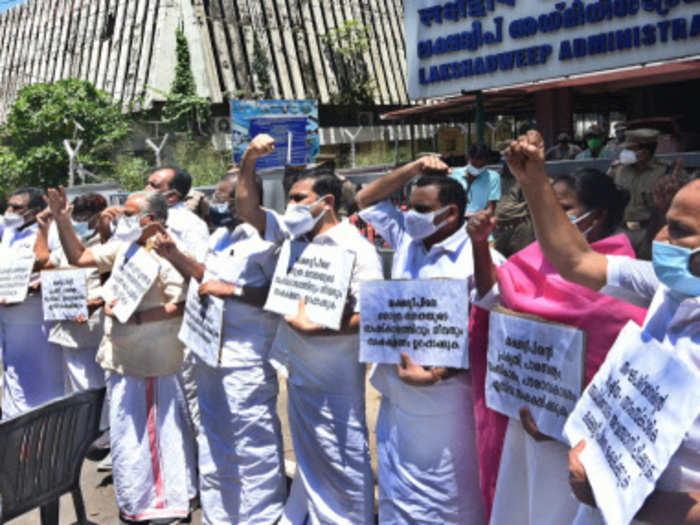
(490, 419, 578, 525)
(195, 357, 286, 525)
(372, 365, 484, 525)
(108, 372, 196, 522)
(1, 295, 64, 419)
(59, 344, 109, 431)
(273, 323, 374, 525)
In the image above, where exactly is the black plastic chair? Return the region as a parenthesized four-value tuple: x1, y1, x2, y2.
(0, 387, 106, 524)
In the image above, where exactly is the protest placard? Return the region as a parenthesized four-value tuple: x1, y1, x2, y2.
(40, 268, 88, 321)
(101, 246, 159, 324)
(178, 278, 225, 367)
(0, 253, 36, 304)
(264, 241, 355, 330)
(359, 279, 470, 368)
(564, 321, 700, 525)
(486, 308, 586, 441)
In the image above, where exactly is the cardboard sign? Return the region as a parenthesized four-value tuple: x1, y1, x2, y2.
(359, 279, 470, 368)
(486, 308, 586, 441)
(564, 321, 700, 525)
(0, 253, 36, 304)
(101, 246, 159, 324)
(178, 278, 225, 367)
(264, 241, 355, 330)
(40, 268, 88, 321)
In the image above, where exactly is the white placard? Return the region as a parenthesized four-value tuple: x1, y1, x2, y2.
(101, 246, 159, 324)
(359, 279, 470, 368)
(406, 0, 700, 99)
(0, 253, 35, 304)
(178, 278, 225, 367)
(263, 241, 355, 330)
(485, 309, 586, 441)
(40, 268, 89, 321)
(564, 321, 700, 525)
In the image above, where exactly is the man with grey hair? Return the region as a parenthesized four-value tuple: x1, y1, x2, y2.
(46, 187, 197, 523)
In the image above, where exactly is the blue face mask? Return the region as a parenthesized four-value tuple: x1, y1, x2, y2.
(652, 241, 700, 296)
(568, 209, 594, 239)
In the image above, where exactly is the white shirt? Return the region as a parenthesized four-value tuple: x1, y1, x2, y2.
(198, 224, 280, 367)
(168, 202, 209, 263)
(1, 222, 60, 288)
(604, 255, 700, 492)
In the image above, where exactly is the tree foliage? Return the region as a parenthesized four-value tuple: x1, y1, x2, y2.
(0, 79, 131, 192)
(161, 28, 211, 135)
(322, 20, 375, 106)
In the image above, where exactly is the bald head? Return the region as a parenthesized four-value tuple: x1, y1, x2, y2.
(655, 179, 700, 251)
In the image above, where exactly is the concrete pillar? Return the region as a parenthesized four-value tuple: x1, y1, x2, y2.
(535, 87, 573, 148)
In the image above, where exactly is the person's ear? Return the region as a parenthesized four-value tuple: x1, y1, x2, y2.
(321, 194, 335, 213)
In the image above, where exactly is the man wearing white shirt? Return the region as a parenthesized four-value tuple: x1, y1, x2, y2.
(1, 187, 64, 419)
(504, 130, 700, 524)
(153, 172, 286, 524)
(237, 135, 383, 525)
(355, 157, 499, 524)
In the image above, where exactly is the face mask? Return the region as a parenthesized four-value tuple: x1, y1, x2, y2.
(466, 163, 486, 176)
(3, 211, 25, 229)
(283, 197, 327, 238)
(113, 215, 144, 243)
(619, 149, 637, 165)
(404, 205, 450, 240)
(587, 138, 602, 150)
(71, 219, 94, 240)
(568, 209, 595, 239)
(652, 241, 700, 296)
(559, 140, 569, 146)
(209, 202, 236, 229)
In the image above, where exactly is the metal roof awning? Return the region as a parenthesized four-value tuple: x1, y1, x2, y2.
(381, 56, 700, 122)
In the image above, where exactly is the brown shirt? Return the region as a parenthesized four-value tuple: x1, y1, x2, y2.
(610, 160, 667, 223)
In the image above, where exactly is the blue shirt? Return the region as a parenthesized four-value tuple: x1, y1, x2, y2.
(449, 167, 501, 214)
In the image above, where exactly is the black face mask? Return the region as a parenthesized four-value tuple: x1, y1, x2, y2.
(559, 139, 569, 146)
(209, 207, 237, 229)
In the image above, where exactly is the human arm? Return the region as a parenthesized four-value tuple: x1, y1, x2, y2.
(284, 299, 361, 335)
(34, 209, 53, 269)
(467, 210, 499, 298)
(396, 353, 459, 386)
(569, 440, 700, 524)
(45, 187, 96, 267)
(198, 279, 270, 309)
(355, 155, 450, 210)
(505, 132, 608, 290)
(484, 170, 501, 216)
(104, 299, 185, 323)
(152, 228, 205, 282)
(236, 134, 275, 236)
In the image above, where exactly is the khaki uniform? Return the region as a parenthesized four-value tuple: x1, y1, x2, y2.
(610, 159, 667, 260)
(493, 176, 534, 258)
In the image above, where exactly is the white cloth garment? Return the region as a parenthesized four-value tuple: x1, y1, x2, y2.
(108, 372, 197, 522)
(195, 358, 285, 525)
(360, 200, 502, 524)
(1, 224, 64, 419)
(490, 419, 579, 525)
(191, 223, 285, 524)
(264, 211, 382, 525)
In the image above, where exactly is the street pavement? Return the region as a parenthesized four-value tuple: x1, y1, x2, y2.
(6, 370, 382, 524)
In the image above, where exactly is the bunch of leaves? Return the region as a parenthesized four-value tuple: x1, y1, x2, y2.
(164, 137, 230, 187)
(322, 20, 375, 106)
(0, 79, 131, 189)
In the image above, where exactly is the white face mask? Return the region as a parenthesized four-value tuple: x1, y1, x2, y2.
(619, 149, 637, 165)
(466, 163, 486, 176)
(3, 211, 26, 229)
(283, 197, 327, 238)
(113, 215, 145, 243)
(404, 205, 450, 240)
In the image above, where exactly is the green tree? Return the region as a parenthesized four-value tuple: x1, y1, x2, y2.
(322, 20, 375, 106)
(161, 28, 211, 135)
(0, 79, 131, 191)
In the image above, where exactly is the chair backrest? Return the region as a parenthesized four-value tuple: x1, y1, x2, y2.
(0, 388, 105, 523)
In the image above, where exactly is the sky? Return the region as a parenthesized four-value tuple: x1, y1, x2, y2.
(0, 0, 25, 13)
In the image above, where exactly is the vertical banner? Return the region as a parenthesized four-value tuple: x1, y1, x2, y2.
(264, 241, 355, 330)
(232, 100, 319, 168)
(486, 309, 586, 440)
(359, 279, 470, 368)
(564, 321, 700, 525)
(178, 278, 225, 367)
(0, 253, 36, 304)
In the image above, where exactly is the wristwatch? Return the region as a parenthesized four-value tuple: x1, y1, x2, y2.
(232, 285, 243, 297)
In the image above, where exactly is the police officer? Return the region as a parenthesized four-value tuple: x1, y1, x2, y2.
(608, 128, 667, 260)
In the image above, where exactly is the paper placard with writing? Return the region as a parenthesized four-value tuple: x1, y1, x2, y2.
(564, 321, 700, 525)
(178, 278, 225, 367)
(101, 246, 159, 324)
(486, 308, 586, 441)
(359, 279, 470, 368)
(40, 268, 88, 321)
(264, 241, 355, 330)
(0, 252, 36, 304)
